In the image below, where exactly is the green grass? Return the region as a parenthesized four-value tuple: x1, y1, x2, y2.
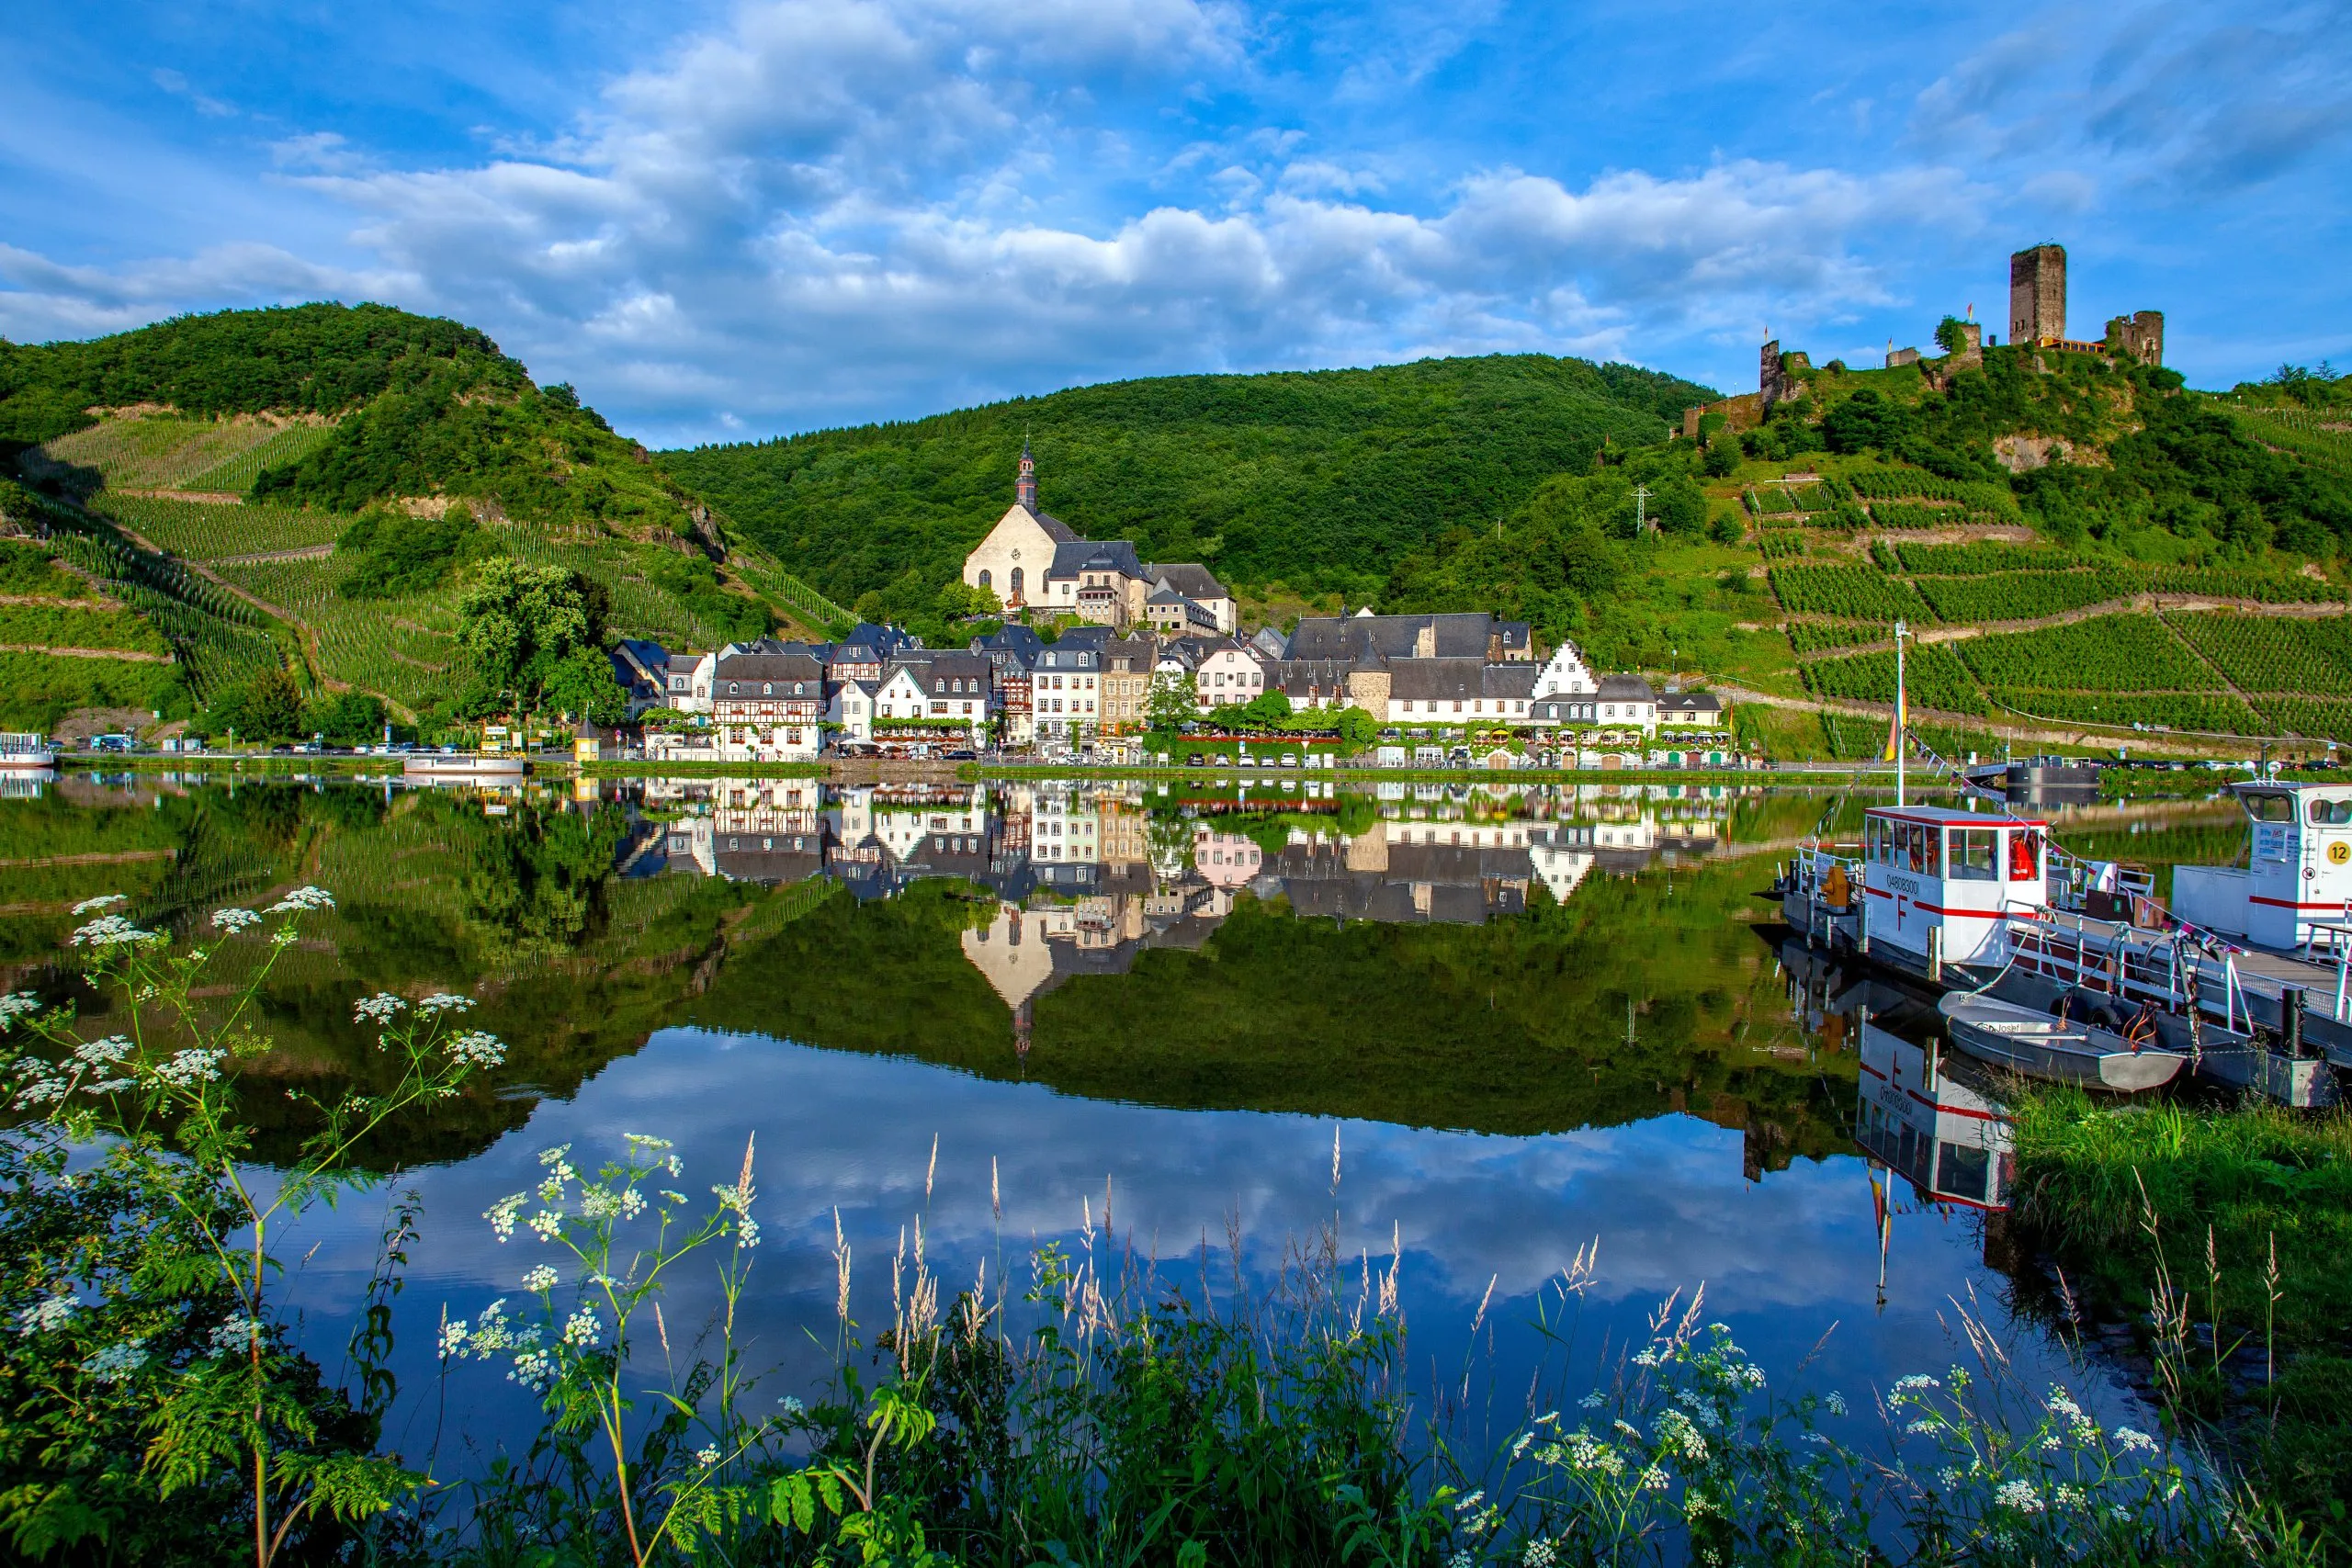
(2011, 1089, 2352, 1538)
(0, 649, 187, 730)
(0, 602, 170, 653)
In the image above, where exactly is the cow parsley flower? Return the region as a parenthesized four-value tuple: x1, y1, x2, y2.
(777, 1394, 806, 1416)
(618, 1188, 645, 1220)
(72, 915, 155, 948)
(623, 1133, 673, 1150)
(71, 895, 127, 915)
(522, 1265, 560, 1293)
(211, 908, 262, 931)
(562, 1307, 601, 1348)
(153, 1048, 226, 1087)
(2114, 1427, 2157, 1453)
(510, 1347, 556, 1392)
(1523, 1539, 1559, 1567)
(528, 1209, 563, 1241)
(484, 1193, 527, 1241)
(267, 886, 334, 914)
(447, 1031, 506, 1068)
(1995, 1480, 2044, 1515)
(13, 1292, 78, 1337)
(209, 1314, 263, 1355)
(354, 993, 406, 1024)
(1825, 1390, 1848, 1416)
(81, 1340, 148, 1384)
(0, 992, 45, 1028)
(72, 1036, 132, 1066)
(419, 993, 473, 1014)
(695, 1445, 719, 1466)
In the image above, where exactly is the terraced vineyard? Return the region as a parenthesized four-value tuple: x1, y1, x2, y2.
(2166, 612, 2352, 697)
(1804, 642, 1984, 714)
(2256, 697, 2352, 743)
(1784, 619, 1878, 655)
(1957, 615, 2222, 692)
(503, 531, 726, 651)
(101, 495, 346, 559)
(1986, 690, 2265, 734)
(211, 554, 457, 712)
(1769, 565, 1929, 621)
(0, 603, 169, 653)
(31, 415, 332, 492)
(1912, 569, 2142, 623)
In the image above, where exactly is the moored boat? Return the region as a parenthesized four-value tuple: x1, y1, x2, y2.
(0, 732, 58, 770)
(1938, 990, 2188, 1092)
(404, 751, 527, 782)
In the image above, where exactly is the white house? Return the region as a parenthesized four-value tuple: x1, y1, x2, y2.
(1596, 673, 1660, 730)
(828, 680, 878, 743)
(1532, 640, 1600, 698)
(711, 650, 824, 762)
(1032, 645, 1101, 739)
(1383, 660, 1540, 728)
(664, 651, 715, 714)
(1658, 691, 1725, 729)
(876, 653, 993, 742)
(1193, 642, 1271, 712)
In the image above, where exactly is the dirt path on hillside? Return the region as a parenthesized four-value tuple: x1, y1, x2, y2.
(1713, 680, 2260, 757)
(0, 643, 174, 662)
(1784, 594, 2352, 661)
(211, 544, 335, 565)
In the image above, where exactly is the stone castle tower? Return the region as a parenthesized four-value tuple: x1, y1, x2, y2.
(2009, 243, 2066, 347)
(2105, 310, 2165, 366)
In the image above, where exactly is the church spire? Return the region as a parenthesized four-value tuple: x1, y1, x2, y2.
(1016, 437, 1037, 512)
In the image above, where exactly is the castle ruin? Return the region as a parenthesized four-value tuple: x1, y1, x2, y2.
(2009, 243, 2067, 347)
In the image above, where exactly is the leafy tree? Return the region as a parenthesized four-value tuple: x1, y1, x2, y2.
(457, 558, 609, 716)
(209, 666, 307, 741)
(1702, 438, 1738, 479)
(1336, 705, 1379, 750)
(1934, 316, 1971, 355)
(1146, 671, 1198, 732)
(1657, 479, 1706, 538)
(1241, 689, 1293, 728)
(304, 692, 387, 745)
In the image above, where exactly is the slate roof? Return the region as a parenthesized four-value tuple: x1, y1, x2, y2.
(1660, 691, 1723, 715)
(1144, 562, 1227, 601)
(1284, 612, 1497, 663)
(1046, 539, 1145, 580)
(1598, 673, 1659, 702)
(1386, 659, 1539, 701)
(916, 652, 995, 695)
(713, 651, 825, 691)
(1023, 507, 1081, 544)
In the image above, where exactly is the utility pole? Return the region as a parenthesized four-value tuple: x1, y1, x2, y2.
(1634, 484, 1651, 533)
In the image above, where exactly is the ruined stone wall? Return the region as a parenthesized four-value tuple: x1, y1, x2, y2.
(2009, 244, 2066, 346)
(2105, 310, 2165, 366)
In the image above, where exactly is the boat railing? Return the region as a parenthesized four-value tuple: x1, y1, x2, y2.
(1996, 900, 2249, 1029)
(2303, 919, 2352, 1022)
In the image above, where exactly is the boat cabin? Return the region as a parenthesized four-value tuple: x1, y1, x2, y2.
(1860, 805, 2048, 969)
(2173, 782, 2352, 951)
(1855, 1020, 2013, 1211)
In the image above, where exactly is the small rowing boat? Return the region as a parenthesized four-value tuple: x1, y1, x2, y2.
(1938, 991, 2188, 1092)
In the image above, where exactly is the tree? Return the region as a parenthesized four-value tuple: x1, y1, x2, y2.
(1934, 315, 1970, 355)
(457, 558, 607, 715)
(1146, 670, 1198, 732)
(1657, 479, 1706, 538)
(1241, 689, 1293, 728)
(1702, 438, 1738, 479)
(304, 692, 386, 745)
(1336, 705, 1378, 751)
(541, 646, 628, 725)
(209, 666, 306, 741)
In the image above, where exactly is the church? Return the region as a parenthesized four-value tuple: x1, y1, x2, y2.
(961, 444, 1234, 634)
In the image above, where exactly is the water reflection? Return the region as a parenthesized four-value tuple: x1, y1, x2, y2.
(1, 773, 2188, 1474)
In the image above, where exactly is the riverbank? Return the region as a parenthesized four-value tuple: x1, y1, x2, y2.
(2009, 1088, 2352, 1544)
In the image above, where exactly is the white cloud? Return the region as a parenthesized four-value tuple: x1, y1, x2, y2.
(7, 0, 1990, 440)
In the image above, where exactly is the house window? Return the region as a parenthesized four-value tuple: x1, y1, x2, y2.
(728, 682, 739, 695)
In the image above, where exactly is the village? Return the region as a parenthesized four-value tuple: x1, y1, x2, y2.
(606, 445, 1736, 770)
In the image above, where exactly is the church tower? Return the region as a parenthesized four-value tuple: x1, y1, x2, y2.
(1016, 439, 1037, 512)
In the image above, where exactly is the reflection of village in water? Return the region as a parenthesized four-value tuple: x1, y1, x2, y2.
(616, 776, 1753, 1040)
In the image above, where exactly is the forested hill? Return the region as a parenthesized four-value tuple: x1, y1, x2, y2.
(659, 355, 1717, 613)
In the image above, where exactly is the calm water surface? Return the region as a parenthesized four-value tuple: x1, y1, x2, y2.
(1, 772, 2249, 1466)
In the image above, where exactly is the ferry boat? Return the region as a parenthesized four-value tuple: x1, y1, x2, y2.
(0, 732, 58, 770)
(403, 751, 527, 783)
(1855, 1016, 2013, 1212)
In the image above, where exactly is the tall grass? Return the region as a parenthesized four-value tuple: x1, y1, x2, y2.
(2012, 1089, 2352, 1549)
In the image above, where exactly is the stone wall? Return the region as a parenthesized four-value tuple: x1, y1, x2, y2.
(2105, 310, 2165, 366)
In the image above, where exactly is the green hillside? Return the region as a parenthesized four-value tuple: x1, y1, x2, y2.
(660, 355, 1714, 616)
(1, 305, 852, 734)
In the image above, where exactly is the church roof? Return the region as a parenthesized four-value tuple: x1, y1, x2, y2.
(1047, 538, 1145, 579)
(1024, 507, 1081, 543)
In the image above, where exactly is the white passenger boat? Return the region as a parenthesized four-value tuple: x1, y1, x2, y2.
(0, 732, 58, 770)
(1856, 1016, 2014, 1209)
(1938, 991, 2188, 1092)
(404, 751, 527, 782)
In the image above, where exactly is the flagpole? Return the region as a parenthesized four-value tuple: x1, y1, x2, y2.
(1893, 618, 1906, 807)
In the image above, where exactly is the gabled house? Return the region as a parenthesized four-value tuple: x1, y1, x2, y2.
(1100, 637, 1156, 732)
(876, 654, 992, 743)
(1658, 691, 1725, 729)
(1142, 563, 1234, 634)
(609, 639, 670, 716)
(1597, 672, 1660, 729)
(664, 651, 716, 714)
(711, 650, 825, 761)
(1193, 640, 1271, 712)
(1385, 660, 1539, 727)
(1032, 644, 1101, 739)
(828, 680, 879, 743)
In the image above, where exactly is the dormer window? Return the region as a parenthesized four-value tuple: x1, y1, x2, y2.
(763, 682, 773, 695)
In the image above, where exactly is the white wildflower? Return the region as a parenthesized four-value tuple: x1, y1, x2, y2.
(522, 1265, 560, 1293)
(778, 1394, 806, 1416)
(1523, 1539, 1559, 1568)
(623, 1133, 673, 1150)
(736, 1218, 760, 1249)
(562, 1307, 600, 1348)
(695, 1445, 719, 1467)
(528, 1209, 562, 1241)
(72, 915, 156, 948)
(209, 1314, 263, 1355)
(484, 1193, 527, 1242)
(537, 1145, 571, 1168)
(439, 1318, 470, 1359)
(2114, 1426, 2157, 1453)
(446, 1031, 505, 1069)
(14, 1075, 68, 1108)
(72, 1036, 132, 1066)
(618, 1188, 645, 1220)
(71, 895, 127, 915)
(354, 993, 406, 1023)
(1638, 1462, 1670, 1492)
(1995, 1480, 2044, 1514)
(12, 1292, 78, 1337)
(511, 1348, 555, 1392)
(153, 1048, 225, 1087)
(578, 1187, 619, 1221)
(1453, 1491, 1485, 1513)
(211, 908, 262, 932)
(2056, 1483, 2088, 1509)
(266, 886, 334, 914)
(659, 1189, 686, 1205)
(1825, 1391, 1848, 1416)
(1578, 1391, 1606, 1409)
(418, 993, 473, 1013)
(1906, 1419, 1938, 1435)
(80, 1339, 148, 1384)
(1893, 1373, 1939, 1392)
(0, 993, 46, 1028)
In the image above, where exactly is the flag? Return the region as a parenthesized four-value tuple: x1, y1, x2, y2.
(1882, 682, 1905, 761)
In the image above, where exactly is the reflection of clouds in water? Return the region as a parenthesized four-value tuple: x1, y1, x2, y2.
(277, 1027, 2108, 1463)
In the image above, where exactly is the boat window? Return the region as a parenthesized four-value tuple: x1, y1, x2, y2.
(1950, 828, 1998, 881)
(2244, 793, 2294, 823)
(1864, 817, 1886, 863)
(1938, 1141, 1991, 1203)
(2006, 829, 2042, 883)
(2308, 798, 2352, 826)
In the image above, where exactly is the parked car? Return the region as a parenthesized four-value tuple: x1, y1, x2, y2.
(944, 749, 977, 761)
(1187, 752, 1204, 765)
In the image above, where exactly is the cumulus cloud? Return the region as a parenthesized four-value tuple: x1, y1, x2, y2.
(0, 240, 399, 344)
(5, 0, 2022, 439)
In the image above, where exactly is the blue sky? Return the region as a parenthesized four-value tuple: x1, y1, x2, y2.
(4, 0, 2347, 447)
